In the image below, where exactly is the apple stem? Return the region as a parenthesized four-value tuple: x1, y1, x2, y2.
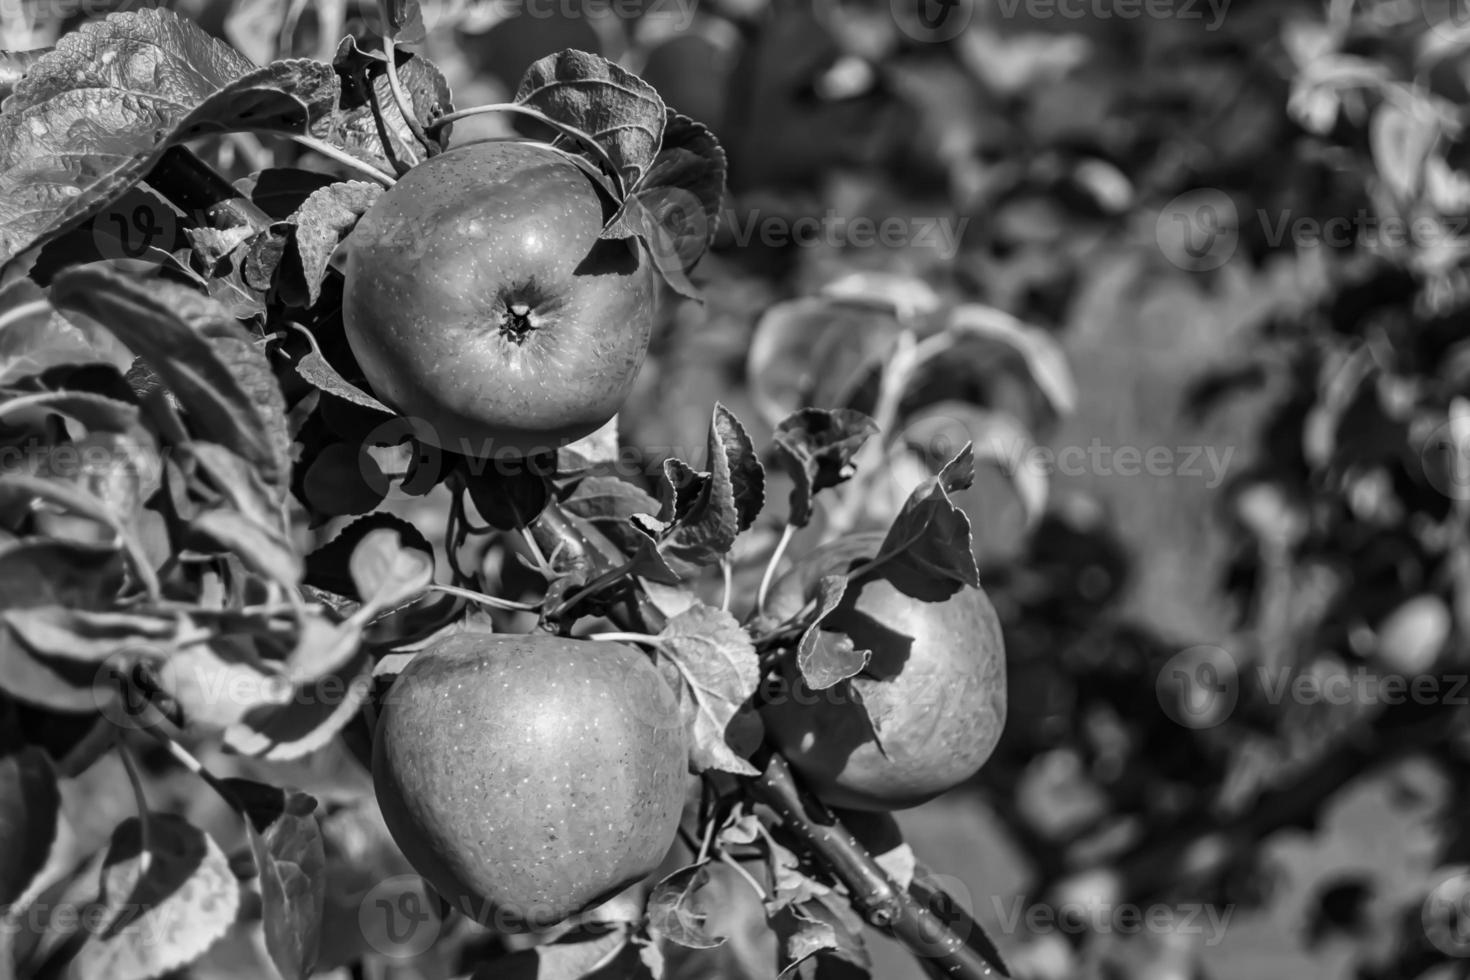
(531, 496, 1009, 980)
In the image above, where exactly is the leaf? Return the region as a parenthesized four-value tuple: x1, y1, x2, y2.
(0, 9, 340, 266)
(463, 464, 551, 531)
(321, 38, 452, 172)
(153, 637, 291, 732)
(302, 441, 387, 518)
(293, 348, 393, 415)
(946, 304, 1076, 416)
(710, 404, 764, 534)
(224, 643, 374, 761)
(771, 896, 870, 979)
(206, 332, 292, 500)
(191, 508, 302, 588)
(875, 445, 980, 590)
(282, 181, 383, 305)
(514, 50, 667, 190)
(1371, 101, 1436, 200)
(0, 747, 59, 908)
(774, 409, 879, 527)
(601, 112, 725, 296)
(746, 299, 903, 427)
(0, 280, 98, 385)
(560, 475, 664, 529)
(50, 266, 286, 487)
(646, 862, 726, 949)
(70, 813, 240, 980)
(2, 607, 179, 662)
(901, 404, 1047, 526)
(646, 404, 760, 569)
(348, 526, 434, 613)
(819, 272, 943, 320)
(796, 576, 870, 691)
(305, 513, 433, 601)
(656, 603, 760, 775)
(220, 779, 325, 980)
(474, 924, 652, 980)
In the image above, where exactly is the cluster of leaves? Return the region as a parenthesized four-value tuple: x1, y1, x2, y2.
(0, 4, 1022, 980)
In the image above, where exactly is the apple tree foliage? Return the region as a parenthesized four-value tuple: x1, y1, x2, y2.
(0, 3, 1051, 979)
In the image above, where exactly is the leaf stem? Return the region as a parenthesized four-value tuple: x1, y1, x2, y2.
(585, 631, 663, 648)
(115, 736, 150, 856)
(290, 135, 398, 186)
(756, 523, 796, 616)
(379, 34, 434, 160)
(424, 103, 625, 193)
(719, 851, 768, 903)
(429, 583, 540, 612)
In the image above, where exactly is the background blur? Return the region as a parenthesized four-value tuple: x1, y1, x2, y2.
(10, 0, 1470, 977)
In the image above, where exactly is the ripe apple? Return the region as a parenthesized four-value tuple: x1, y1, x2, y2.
(372, 632, 688, 932)
(760, 532, 1007, 811)
(342, 140, 657, 457)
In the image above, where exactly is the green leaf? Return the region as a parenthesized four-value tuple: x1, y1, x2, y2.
(646, 862, 726, 950)
(283, 180, 383, 306)
(321, 37, 452, 172)
(0, 9, 340, 266)
(875, 444, 980, 590)
(348, 526, 434, 613)
(302, 441, 387, 518)
(0, 280, 98, 385)
(2, 607, 178, 662)
(0, 747, 60, 909)
(770, 896, 871, 979)
(305, 513, 432, 601)
(946, 304, 1076, 416)
(901, 404, 1046, 526)
(515, 50, 666, 191)
(656, 603, 761, 776)
(472, 924, 651, 980)
(220, 779, 325, 980)
(191, 508, 302, 588)
(224, 642, 373, 761)
(795, 575, 870, 691)
(293, 348, 393, 415)
(49, 266, 287, 488)
(70, 813, 240, 980)
(603, 111, 726, 288)
(774, 409, 879, 527)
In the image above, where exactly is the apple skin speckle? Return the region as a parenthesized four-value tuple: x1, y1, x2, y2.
(373, 632, 689, 932)
(342, 140, 657, 458)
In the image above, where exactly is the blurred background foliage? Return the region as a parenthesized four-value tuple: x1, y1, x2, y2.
(8, 0, 1470, 977)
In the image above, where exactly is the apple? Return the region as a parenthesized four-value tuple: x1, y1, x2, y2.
(760, 532, 1007, 811)
(372, 632, 688, 932)
(342, 140, 657, 457)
